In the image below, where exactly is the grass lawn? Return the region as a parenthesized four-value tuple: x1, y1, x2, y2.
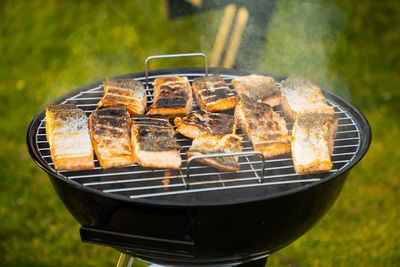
(1, 0, 399, 266)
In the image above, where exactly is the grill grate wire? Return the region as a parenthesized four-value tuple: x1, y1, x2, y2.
(34, 73, 361, 200)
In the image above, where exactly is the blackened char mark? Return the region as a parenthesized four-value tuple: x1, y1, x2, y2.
(155, 86, 188, 108)
(93, 116, 130, 130)
(92, 105, 130, 129)
(95, 104, 128, 117)
(156, 97, 187, 108)
(200, 88, 237, 103)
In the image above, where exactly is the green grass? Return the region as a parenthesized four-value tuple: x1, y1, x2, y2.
(1, 0, 399, 266)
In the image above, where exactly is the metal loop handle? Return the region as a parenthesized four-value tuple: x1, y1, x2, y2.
(185, 151, 265, 189)
(144, 53, 208, 89)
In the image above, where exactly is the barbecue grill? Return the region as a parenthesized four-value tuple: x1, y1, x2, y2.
(27, 53, 371, 266)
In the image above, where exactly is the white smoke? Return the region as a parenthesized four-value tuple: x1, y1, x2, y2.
(258, 0, 349, 98)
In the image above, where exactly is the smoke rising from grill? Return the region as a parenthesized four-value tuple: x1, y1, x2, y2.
(256, 1, 349, 98)
(189, 0, 349, 99)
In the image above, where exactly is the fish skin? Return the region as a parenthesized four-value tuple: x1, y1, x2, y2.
(89, 104, 135, 169)
(235, 94, 291, 158)
(280, 77, 334, 122)
(100, 79, 147, 115)
(131, 115, 181, 169)
(46, 104, 94, 171)
(232, 74, 281, 107)
(192, 74, 238, 112)
(291, 113, 338, 174)
(146, 76, 193, 117)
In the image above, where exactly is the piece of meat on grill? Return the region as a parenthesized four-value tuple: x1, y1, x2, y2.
(99, 79, 147, 115)
(46, 104, 94, 170)
(291, 114, 338, 174)
(187, 134, 243, 172)
(192, 74, 238, 112)
(231, 74, 281, 107)
(146, 76, 192, 117)
(89, 104, 135, 169)
(235, 94, 291, 158)
(280, 77, 334, 122)
(131, 116, 181, 169)
(174, 110, 236, 139)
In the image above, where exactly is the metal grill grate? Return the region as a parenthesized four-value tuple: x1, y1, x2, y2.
(34, 72, 361, 201)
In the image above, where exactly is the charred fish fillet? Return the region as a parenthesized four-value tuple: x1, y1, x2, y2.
(89, 104, 134, 169)
(46, 104, 94, 170)
(131, 116, 181, 169)
(280, 77, 334, 122)
(174, 110, 236, 139)
(192, 74, 238, 112)
(146, 76, 192, 117)
(100, 79, 147, 115)
(231, 74, 281, 107)
(187, 134, 243, 172)
(291, 114, 338, 173)
(235, 94, 291, 158)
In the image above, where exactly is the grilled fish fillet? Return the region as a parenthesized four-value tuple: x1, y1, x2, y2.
(291, 114, 338, 173)
(99, 79, 147, 115)
(89, 104, 134, 169)
(280, 77, 334, 122)
(192, 74, 238, 112)
(235, 94, 291, 158)
(131, 116, 181, 169)
(46, 104, 94, 170)
(146, 76, 192, 117)
(231, 74, 281, 107)
(187, 134, 243, 172)
(174, 110, 236, 139)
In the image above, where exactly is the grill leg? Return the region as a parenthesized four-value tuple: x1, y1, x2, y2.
(116, 253, 133, 267)
(117, 253, 163, 267)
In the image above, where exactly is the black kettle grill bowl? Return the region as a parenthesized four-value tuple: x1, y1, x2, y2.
(27, 68, 371, 266)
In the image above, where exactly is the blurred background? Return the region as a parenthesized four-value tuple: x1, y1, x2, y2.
(1, 0, 399, 266)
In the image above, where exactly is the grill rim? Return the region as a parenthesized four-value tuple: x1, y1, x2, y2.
(27, 67, 372, 208)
